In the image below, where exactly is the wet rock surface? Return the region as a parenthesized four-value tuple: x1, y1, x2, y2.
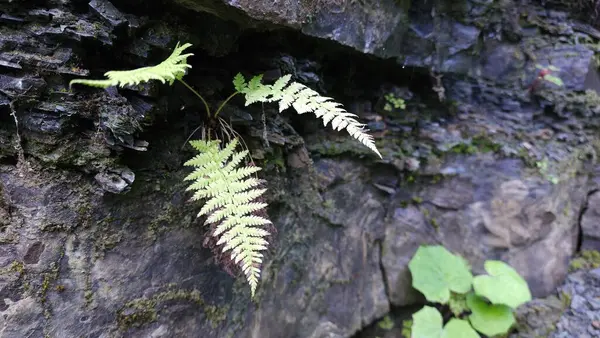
(1, 0, 600, 337)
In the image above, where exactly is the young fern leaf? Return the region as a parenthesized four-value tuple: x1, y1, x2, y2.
(69, 42, 193, 89)
(184, 138, 271, 297)
(234, 73, 383, 158)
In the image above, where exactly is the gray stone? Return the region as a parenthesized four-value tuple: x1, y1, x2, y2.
(89, 0, 127, 28)
(510, 296, 565, 338)
(581, 191, 600, 250)
(588, 298, 600, 311)
(548, 266, 600, 337)
(571, 295, 588, 312)
(94, 166, 135, 194)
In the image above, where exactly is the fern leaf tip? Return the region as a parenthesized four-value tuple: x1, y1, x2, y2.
(70, 42, 194, 90)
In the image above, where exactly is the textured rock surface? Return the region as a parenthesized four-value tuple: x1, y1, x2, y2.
(581, 190, 600, 250)
(381, 157, 586, 305)
(2, 0, 600, 337)
(171, 0, 600, 83)
(550, 268, 600, 337)
(249, 159, 390, 338)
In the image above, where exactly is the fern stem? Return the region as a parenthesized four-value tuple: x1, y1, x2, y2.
(178, 79, 211, 118)
(213, 92, 239, 118)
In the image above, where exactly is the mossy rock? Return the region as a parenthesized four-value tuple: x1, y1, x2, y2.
(569, 250, 600, 271)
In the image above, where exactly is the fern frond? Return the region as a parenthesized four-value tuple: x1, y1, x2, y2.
(234, 73, 382, 158)
(237, 74, 274, 105)
(70, 42, 193, 89)
(233, 73, 247, 92)
(184, 138, 271, 297)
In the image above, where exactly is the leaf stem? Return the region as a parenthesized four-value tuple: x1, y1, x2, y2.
(213, 92, 240, 118)
(178, 79, 211, 118)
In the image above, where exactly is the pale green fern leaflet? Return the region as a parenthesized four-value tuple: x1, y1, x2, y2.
(69, 42, 193, 88)
(184, 138, 271, 297)
(234, 73, 382, 158)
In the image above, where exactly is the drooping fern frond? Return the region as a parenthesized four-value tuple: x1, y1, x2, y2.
(184, 138, 271, 297)
(233, 73, 383, 159)
(69, 42, 194, 89)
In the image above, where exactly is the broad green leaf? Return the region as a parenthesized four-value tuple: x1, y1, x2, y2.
(467, 293, 515, 336)
(411, 306, 443, 338)
(473, 260, 531, 308)
(408, 246, 473, 304)
(441, 319, 480, 338)
(411, 307, 480, 338)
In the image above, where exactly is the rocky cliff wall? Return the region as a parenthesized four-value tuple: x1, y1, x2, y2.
(1, 0, 600, 337)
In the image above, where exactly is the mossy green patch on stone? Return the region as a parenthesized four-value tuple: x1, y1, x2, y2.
(559, 290, 572, 308)
(9, 260, 25, 274)
(450, 143, 478, 155)
(401, 319, 412, 338)
(569, 250, 600, 271)
(430, 217, 439, 230)
(377, 314, 395, 330)
(261, 147, 286, 171)
(447, 134, 503, 156)
(38, 258, 63, 304)
(471, 135, 503, 153)
(322, 199, 335, 209)
(93, 230, 123, 260)
(117, 288, 229, 330)
(204, 303, 229, 328)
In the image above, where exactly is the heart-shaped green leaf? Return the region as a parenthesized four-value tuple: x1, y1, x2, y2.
(442, 319, 480, 338)
(412, 307, 481, 338)
(408, 246, 473, 304)
(467, 293, 515, 336)
(473, 260, 531, 308)
(411, 306, 443, 338)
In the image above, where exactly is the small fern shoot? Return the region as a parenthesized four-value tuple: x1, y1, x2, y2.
(233, 73, 382, 158)
(69, 42, 193, 88)
(184, 138, 271, 297)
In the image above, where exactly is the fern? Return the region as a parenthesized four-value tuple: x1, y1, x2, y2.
(183, 138, 271, 297)
(70, 41, 383, 297)
(233, 73, 382, 158)
(69, 42, 193, 88)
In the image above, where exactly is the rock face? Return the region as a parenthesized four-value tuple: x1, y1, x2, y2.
(381, 158, 586, 305)
(1, 0, 600, 337)
(581, 189, 600, 250)
(551, 268, 600, 337)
